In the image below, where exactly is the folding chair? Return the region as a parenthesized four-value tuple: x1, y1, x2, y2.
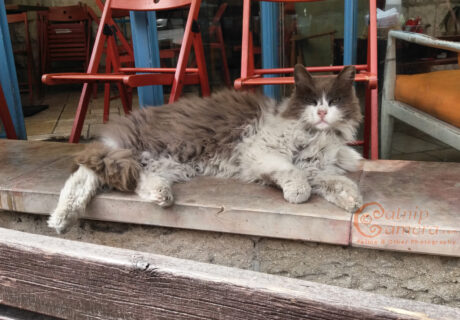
(0, 84, 18, 139)
(234, 0, 378, 159)
(42, 0, 210, 143)
(40, 3, 92, 74)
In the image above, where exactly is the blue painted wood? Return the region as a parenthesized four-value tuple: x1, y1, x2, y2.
(344, 0, 358, 65)
(0, 1, 26, 139)
(260, 1, 281, 100)
(130, 11, 164, 107)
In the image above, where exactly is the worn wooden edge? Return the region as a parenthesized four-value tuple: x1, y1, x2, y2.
(0, 304, 59, 320)
(0, 189, 351, 245)
(0, 227, 459, 320)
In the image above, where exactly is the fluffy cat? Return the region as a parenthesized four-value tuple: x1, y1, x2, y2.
(49, 64, 363, 234)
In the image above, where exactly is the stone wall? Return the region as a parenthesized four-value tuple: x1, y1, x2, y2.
(1, 210, 459, 308)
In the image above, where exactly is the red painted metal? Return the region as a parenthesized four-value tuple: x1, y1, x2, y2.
(0, 85, 18, 139)
(235, 0, 379, 159)
(42, 0, 209, 143)
(111, 0, 192, 11)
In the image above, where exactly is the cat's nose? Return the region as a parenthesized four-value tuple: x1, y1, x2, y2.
(317, 110, 328, 118)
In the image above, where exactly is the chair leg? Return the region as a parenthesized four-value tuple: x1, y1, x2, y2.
(217, 27, 231, 87)
(103, 58, 112, 123)
(69, 83, 92, 143)
(103, 83, 110, 123)
(363, 88, 371, 159)
(381, 99, 394, 159)
(0, 85, 18, 139)
(370, 88, 379, 160)
(117, 83, 131, 115)
(26, 52, 34, 105)
(193, 33, 210, 97)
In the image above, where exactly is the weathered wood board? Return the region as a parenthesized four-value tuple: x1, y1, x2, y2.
(0, 227, 459, 320)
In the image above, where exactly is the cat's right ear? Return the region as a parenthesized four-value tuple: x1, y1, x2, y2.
(294, 64, 314, 91)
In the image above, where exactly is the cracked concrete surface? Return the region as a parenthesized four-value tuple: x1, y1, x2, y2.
(1, 210, 459, 308)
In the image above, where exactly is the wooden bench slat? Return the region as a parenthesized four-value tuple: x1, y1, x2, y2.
(0, 227, 458, 320)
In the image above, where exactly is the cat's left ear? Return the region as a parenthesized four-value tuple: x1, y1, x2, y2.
(336, 66, 356, 85)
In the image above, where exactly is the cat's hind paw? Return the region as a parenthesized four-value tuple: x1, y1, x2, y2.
(47, 208, 78, 234)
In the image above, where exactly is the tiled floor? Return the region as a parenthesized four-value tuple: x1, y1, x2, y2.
(23, 88, 460, 162)
(24, 86, 139, 141)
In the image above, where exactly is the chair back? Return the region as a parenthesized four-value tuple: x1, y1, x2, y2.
(239, 0, 377, 81)
(47, 4, 90, 22)
(42, 3, 92, 72)
(110, 0, 192, 11)
(91, 0, 203, 102)
(6, 13, 27, 24)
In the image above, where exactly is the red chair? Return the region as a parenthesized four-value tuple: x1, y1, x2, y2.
(40, 3, 92, 75)
(235, 0, 379, 159)
(0, 85, 18, 139)
(7, 13, 36, 105)
(42, 0, 210, 143)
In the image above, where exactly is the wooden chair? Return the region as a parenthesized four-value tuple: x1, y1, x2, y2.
(40, 3, 92, 75)
(0, 84, 18, 139)
(234, 0, 379, 159)
(7, 13, 35, 105)
(42, 0, 210, 143)
(381, 31, 460, 158)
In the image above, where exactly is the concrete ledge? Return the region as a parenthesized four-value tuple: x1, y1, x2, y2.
(0, 140, 459, 256)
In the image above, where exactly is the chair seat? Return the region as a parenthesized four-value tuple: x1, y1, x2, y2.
(395, 70, 460, 128)
(42, 71, 201, 87)
(236, 72, 377, 87)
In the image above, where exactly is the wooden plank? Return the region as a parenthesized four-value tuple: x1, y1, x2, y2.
(352, 160, 460, 257)
(0, 140, 352, 245)
(0, 227, 459, 320)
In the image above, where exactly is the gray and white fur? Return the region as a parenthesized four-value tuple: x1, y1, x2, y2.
(49, 64, 363, 233)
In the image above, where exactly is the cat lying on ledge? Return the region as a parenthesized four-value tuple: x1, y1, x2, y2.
(49, 64, 363, 234)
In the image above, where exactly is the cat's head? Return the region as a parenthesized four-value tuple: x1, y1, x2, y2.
(282, 64, 362, 134)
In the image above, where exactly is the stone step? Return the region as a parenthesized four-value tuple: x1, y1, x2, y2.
(0, 139, 459, 257)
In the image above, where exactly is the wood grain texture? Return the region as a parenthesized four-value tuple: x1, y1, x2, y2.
(0, 228, 459, 320)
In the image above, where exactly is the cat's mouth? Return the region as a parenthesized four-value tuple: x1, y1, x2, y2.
(314, 119, 330, 129)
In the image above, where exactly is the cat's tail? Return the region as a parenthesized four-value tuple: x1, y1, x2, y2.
(48, 143, 140, 234)
(74, 142, 141, 192)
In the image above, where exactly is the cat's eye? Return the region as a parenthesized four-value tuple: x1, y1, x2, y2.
(329, 98, 341, 105)
(304, 98, 317, 105)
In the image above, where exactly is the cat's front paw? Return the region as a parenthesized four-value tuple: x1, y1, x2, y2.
(322, 177, 362, 212)
(137, 185, 174, 207)
(48, 208, 78, 234)
(283, 182, 311, 204)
